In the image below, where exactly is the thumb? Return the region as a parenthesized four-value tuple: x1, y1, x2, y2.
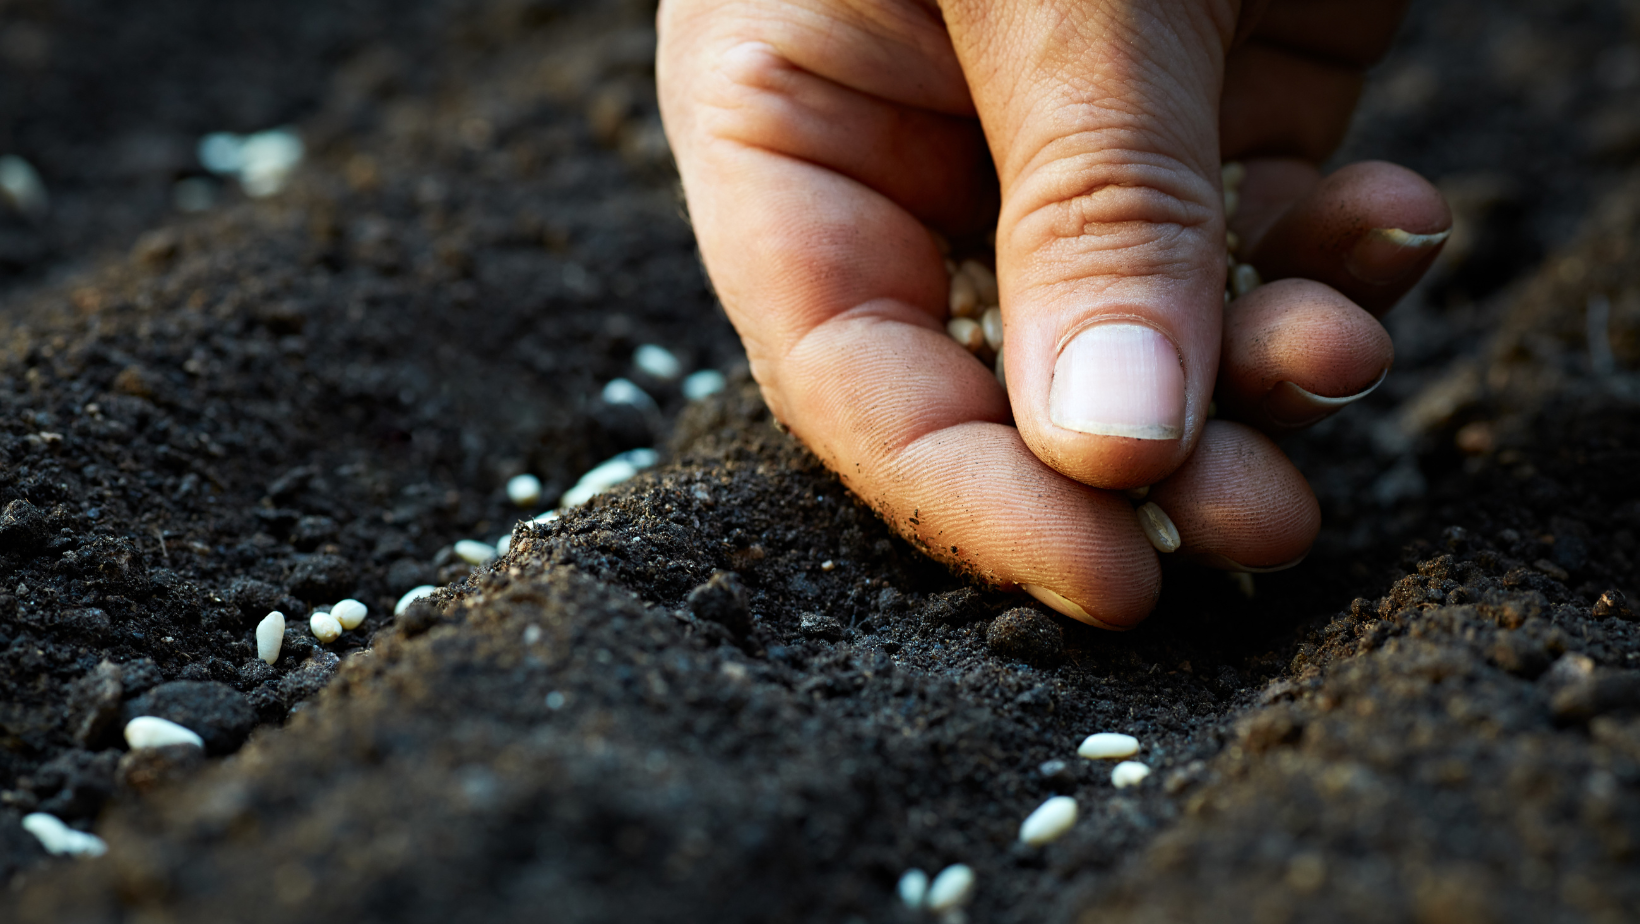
(943, 0, 1234, 489)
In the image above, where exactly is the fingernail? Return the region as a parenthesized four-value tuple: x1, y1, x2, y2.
(1189, 551, 1308, 573)
(1263, 369, 1387, 428)
(1346, 227, 1450, 286)
(1020, 583, 1126, 631)
(1049, 323, 1184, 440)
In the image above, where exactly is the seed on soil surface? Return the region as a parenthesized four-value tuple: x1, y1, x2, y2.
(21, 813, 106, 858)
(0, 154, 49, 219)
(1019, 795, 1078, 846)
(682, 369, 727, 400)
(506, 474, 543, 508)
(948, 270, 980, 319)
(496, 534, 513, 556)
(1137, 502, 1181, 553)
(601, 377, 657, 411)
(256, 611, 285, 664)
(926, 864, 976, 912)
(395, 585, 437, 616)
(897, 868, 929, 909)
(559, 448, 658, 508)
(455, 539, 497, 566)
(1079, 732, 1140, 759)
(821, 559, 836, 571)
(633, 343, 683, 380)
(1594, 589, 1633, 619)
(946, 317, 985, 353)
(310, 611, 343, 644)
(124, 716, 206, 750)
(960, 259, 998, 305)
(533, 510, 561, 524)
(1111, 760, 1152, 788)
(1230, 262, 1262, 298)
(331, 598, 368, 630)
(981, 306, 1004, 351)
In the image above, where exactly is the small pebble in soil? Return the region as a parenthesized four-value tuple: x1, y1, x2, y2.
(633, 343, 684, 381)
(256, 611, 285, 665)
(331, 598, 368, 631)
(897, 868, 929, 909)
(1078, 732, 1140, 760)
(455, 539, 497, 566)
(0, 154, 49, 219)
(1018, 795, 1078, 846)
(687, 570, 752, 639)
(986, 607, 1064, 665)
(682, 369, 727, 400)
(1137, 502, 1181, 553)
(601, 377, 657, 411)
(21, 813, 106, 858)
(1111, 760, 1152, 788)
(506, 474, 543, 508)
(926, 864, 976, 912)
(310, 611, 343, 644)
(395, 585, 437, 616)
(559, 449, 659, 508)
(123, 716, 205, 750)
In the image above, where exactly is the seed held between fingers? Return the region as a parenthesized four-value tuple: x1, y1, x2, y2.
(948, 270, 980, 318)
(1137, 502, 1180, 554)
(959, 258, 998, 305)
(981, 306, 1004, 352)
(1231, 262, 1262, 299)
(946, 317, 985, 353)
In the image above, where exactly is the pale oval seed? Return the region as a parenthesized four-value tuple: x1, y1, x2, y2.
(395, 585, 437, 615)
(1019, 795, 1078, 846)
(1111, 760, 1152, 788)
(1223, 188, 1240, 220)
(682, 369, 727, 400)
(331, 598, 368, 631)
(1078, 732, 1140, 760)
(926, 864, 976, 912)
(1137, 502, 1181, 554)
(124, 716, 205, 750)
(1221, 161, 1246, 191)
(981, 306, 1004, 351)
(897, 868, 929, 909)
(506, 474, 543, 508)
(496, 534, 513, 557)
(454, 539, 497, 566)
(310, 611, 343, 644)
(1231, 262, 1262, 298)
(948, 271, 980, 318)
(994, 350, 1006, 388)
(946, 317, 985, 353)
(960, 259, 998, 305)
(22, 813, 106, 857)
(256, 611, 285, 665)
(633, 343, 683, 381)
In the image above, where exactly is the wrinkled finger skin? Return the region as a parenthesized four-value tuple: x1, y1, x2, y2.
(657, 0, 1435, 627)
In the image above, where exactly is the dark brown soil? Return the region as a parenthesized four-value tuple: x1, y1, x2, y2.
(3, 1, 1640, 922)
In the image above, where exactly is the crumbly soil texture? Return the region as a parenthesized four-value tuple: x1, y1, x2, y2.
(4, 1, 1640, 922)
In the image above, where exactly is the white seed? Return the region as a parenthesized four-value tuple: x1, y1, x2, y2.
(559, 449, 658, 508)
(948, 271, 980, 319)
(1223, 188, 1240, 220)
(310, 611, 343, 644)
(1078, 732, 1140, 760)
(1111, 760, 1152, 788)
(239, 128, 305, 197)
(496, 534, 513, 557)
(454, 539, 497, 566)
(946, 317, 985, 353)
(602, 377, 657, 411)
(1231, 261, 1262, 298)
(897, 868, 929, 909)
(1221, 161, 1246, 191)
(21, 813, 107, 858)
(533, 510, 561, 525)
(0, 154, 49, 219)
(523, 624, 543, 645)
(256, 611, 285, 665)
(926, 864, 976, 912)
(633, 343, 683, 381)
(1019, 795, 1078, 846)
(980, 306, 1004, 351)
(994, 350, 1006, 388)
(331, 598, 368, 630)
(506, 474, 543, 508)
(1137, 502, 1181, 554)
(395, 585, 437, 615)
(959, 259, 998, 305)
(820, 560, 836, 572)
(124, 716, 205, 750)
(682, 369, 727, 400)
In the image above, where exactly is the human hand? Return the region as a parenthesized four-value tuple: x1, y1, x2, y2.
(657, 0, 1449, 627)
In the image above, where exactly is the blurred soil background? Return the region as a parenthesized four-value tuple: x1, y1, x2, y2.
(1, 0, 1639, 922)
